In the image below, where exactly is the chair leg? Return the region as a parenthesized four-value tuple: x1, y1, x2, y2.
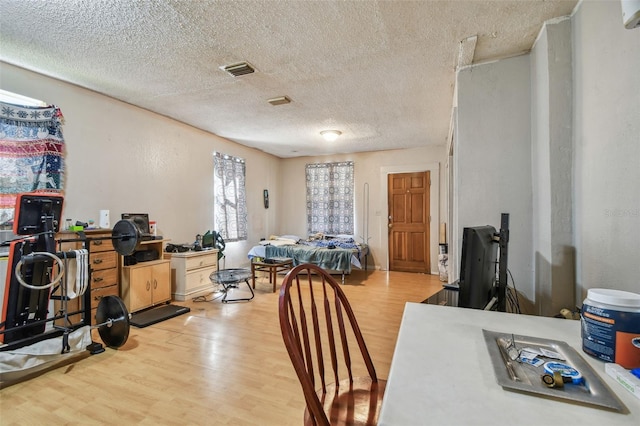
(251, 263, 256, 289)
(221, 279, 255, 303)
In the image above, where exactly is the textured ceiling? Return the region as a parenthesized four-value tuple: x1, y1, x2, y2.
(0, 0, 577, 158)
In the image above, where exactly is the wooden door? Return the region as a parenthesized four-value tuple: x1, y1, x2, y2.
(388, 171, 430, 272)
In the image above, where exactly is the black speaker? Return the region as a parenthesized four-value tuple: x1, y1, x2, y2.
(133, 249, 159, 262)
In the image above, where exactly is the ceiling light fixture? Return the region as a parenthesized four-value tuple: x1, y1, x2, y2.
(320, 130, 342, 142)
(267, 96, 291, 106)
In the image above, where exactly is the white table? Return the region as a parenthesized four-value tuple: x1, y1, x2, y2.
(378, 303, 639, 425)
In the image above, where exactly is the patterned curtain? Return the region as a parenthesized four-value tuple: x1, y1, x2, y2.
(306, 161, 354, 235)
(213, 152, 247, 242)
(0, 102, 65, 227)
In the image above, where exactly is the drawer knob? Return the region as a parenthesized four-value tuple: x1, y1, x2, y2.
(94, 240, 103, 246)
(94, 277, 104, 282)
(93, 258, 103, 264)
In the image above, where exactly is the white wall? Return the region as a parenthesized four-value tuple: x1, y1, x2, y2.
(530, 18, 575, 316)
(572, 0, 640, 301)
(0, 62, 281, 269)
(454, 55, 534, 302)
(279, 146, 447, 272)
(531, 23, 552, 288)
(453, 0, 640, 313)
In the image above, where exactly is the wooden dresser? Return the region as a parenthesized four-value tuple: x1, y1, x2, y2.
(168, 249, 218, 301)
(56, 229, 119, 325)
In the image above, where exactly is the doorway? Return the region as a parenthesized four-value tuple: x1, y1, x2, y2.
(387, 171, 430, 273)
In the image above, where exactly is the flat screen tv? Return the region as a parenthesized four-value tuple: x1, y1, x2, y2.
(121, 213, 150, 234)
(458, 225, 499, 310)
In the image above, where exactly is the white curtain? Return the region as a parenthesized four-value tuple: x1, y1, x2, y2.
(306, 161, 354, 235)
(213, 152, 247, 242)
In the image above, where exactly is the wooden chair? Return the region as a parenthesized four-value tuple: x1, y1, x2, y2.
(279, 264, 385, 425)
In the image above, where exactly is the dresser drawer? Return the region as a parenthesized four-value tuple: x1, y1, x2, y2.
(91, 250, 118, 271)
(91, 267, 118, 289)
(90, 284, 119, 310)
(184, 266, 217, 293)
(184, 253, 218, 271)
(88, 236, 115, 253)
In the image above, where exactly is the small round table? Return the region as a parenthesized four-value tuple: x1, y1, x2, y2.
(209, 268, 254, 303)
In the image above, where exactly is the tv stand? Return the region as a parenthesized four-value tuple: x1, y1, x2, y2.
(120, 239, 171, 313)
(424, 281, 460, 307)
(483, 296, 498, 311)
(496, 213, 510, 312)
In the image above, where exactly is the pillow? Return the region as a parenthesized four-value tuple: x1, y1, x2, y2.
(259, 238, 298, 246)
(273, 238, 298, 246)
(335, 234, 354, 239)
(279, 235, 301, 242)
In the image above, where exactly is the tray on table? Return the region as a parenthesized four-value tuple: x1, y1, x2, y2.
(482, 329, 626, 412)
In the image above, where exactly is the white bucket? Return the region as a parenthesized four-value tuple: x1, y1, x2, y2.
(581, 288, 640, 369)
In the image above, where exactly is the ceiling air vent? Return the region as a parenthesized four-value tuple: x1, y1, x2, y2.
(221, 62, 256, 77)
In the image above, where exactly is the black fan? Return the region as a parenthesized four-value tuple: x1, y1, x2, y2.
(203, 230, 225, 260)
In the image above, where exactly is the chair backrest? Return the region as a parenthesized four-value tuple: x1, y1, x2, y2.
(279, 264, 378, 425)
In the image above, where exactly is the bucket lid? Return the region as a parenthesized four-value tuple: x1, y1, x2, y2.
(587, 288, 640, 308)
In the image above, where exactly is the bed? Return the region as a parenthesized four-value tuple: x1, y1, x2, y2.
(247, 235, 368, 281)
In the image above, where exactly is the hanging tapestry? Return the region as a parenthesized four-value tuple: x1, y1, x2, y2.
(0, 102, 66, 226)
(306, 161, 354, 235)
(213, 152, 247, 242)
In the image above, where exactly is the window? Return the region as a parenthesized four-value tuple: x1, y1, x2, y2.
(213, 152, 247, 242)
(306, 161, 354, 235)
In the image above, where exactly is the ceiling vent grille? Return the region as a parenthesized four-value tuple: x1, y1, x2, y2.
(221, 62, 256, 77)
(267, 96, 291, 106)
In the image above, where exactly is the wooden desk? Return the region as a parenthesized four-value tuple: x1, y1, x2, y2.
(378, 303, 639, 425)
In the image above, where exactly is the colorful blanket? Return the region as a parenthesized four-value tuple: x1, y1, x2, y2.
(0, 102, 65, 225)
(265, 244, 355, 274)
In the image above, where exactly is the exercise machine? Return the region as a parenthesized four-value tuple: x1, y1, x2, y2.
(1, 193, 152, 361)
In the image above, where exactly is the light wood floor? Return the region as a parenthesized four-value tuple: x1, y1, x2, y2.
(0, 270, 443, 425)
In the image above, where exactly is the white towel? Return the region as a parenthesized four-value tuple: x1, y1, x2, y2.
(65, 249, 88, 299)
